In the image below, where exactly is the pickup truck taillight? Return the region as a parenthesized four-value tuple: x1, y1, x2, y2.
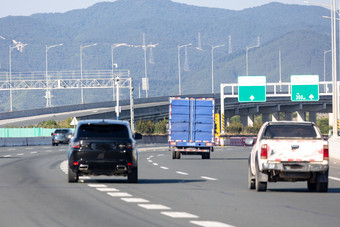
(261, 144, 268, 159)
(323, 144, 329, 160)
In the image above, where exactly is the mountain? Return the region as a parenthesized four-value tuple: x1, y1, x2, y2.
(0, 0, 332, 111)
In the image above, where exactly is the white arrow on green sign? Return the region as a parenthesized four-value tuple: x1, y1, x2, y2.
(291, 75, 319, 102)
(238, 76, 266, 102)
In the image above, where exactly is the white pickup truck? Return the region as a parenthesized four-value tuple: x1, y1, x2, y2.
(247, 121, 329, 192)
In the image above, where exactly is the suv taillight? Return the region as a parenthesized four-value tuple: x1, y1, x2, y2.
(72, 141, 80, 149)
(323, 144, 329, 160)
(118, 143, 133, 149)
(261, 144, 268, 159)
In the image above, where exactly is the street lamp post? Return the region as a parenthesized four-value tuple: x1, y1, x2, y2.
(80, 43, 97, 104)
(211, 44, 225, 93)
(9, 40, 27, 112)
(45, 43, 63, 108)
(178, 43, 192, 95)
(246, 37, 260, 76)
(324, 49, 332, 92)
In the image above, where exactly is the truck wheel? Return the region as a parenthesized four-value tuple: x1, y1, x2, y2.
(316, 171, 328, 192)
(176, 151, 181, 159)
(307, 181, 316, 192)
(316, 182, 328, 192)
(248, 165, 255, 190)
(172, 150, 176, 159)
(202, 153, 210, 159)
(68, 168, 78, 183)
(255, 161, 267, 192)
(128, 166, 138, 183)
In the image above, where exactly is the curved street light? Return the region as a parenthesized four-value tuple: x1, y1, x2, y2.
(211, 44, 225, 93)
(80, 43, 97, 104)
(178, 43, 192, 95)
(45, 43, 63, 107)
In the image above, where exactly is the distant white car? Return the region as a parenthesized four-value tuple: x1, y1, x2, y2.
(247, 121, 329, 192)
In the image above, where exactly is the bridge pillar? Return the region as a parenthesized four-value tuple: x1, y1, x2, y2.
(248, 115, 254, 127)
(297, 111, 305, 122)
(285, 112, 293, 121)
(240, 115, 248, 126)
(309, 112, 317, 123)
(271, 112, 279, 122)
(262, 114, 271, 123)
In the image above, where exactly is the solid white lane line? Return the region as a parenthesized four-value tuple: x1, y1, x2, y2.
(121, 198, 150, 203)
(329, 176, 340, 181)
(161, 212, 199, 218)
(201, 176, 218, 181)
(88, 184, 107, 188)
(107, 192, 132, 197)
(138, 204, 171, 210)
(96, 188, 119, 192)
(176, 171, 189, 175)
(190, 221, 235, 227)
(160, 166, 169, 170)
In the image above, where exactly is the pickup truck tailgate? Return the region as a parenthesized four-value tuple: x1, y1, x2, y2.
(264, 139, 325, 162)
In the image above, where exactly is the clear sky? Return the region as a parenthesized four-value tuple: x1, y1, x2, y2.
(0, 0, 331, 18)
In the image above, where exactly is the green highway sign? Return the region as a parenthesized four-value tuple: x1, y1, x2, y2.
(238, 76, 266, 102)
(291, 75, 319, 102)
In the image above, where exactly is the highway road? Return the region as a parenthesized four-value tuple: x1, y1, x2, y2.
(1, 144, 340, 227)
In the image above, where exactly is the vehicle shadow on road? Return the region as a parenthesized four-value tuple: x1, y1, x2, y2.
(81, 179, 205, 184)
(268, 188, 340, 193)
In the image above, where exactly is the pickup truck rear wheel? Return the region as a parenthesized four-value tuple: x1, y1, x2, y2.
(128, 166, 138, 183)
(316, 182, 328, 192)
(248, 165, 255, 190)
(307, 181, 316, 192)
(68, 168, 78, 183)
(255, 161, 267, 192)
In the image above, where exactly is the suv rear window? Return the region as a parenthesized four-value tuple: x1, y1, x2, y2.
(55, 129, 70, 133)
(263, 125, 318, 138)
(77, 124, 129, 139)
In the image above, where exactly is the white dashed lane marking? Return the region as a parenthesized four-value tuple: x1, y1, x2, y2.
(190, 221, 235, 227)
(121, 198, 150, 203)
(4, 155, 12, 157)
(96, 188, 119, 192)
(176, 171, 189, 176)
(329, 176, 340, 181)
(107, 192, 132, 197)
(161, 212, 199, 218)
(160, 166, 169, 170)
(30, 151, 38, 154)
(138, 204, 171, 210)
(201, 176, 218, 181)
(88, 184, 107, 188)
(17, 153, 24, 156)
(153, 163, 159, 166)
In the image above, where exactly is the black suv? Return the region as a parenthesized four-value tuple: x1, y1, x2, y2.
(67, 120, 142, 183)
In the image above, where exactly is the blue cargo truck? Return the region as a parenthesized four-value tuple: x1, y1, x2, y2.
(168, 97, 215, 159)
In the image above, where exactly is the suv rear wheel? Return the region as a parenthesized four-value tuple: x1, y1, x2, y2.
(128, 166, 138, 183)
(68, 168, 78, 183)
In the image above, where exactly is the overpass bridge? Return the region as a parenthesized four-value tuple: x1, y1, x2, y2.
(0, 93, 333, 131)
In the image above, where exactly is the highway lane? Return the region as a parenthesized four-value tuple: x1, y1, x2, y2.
(0, 145, 340, 227)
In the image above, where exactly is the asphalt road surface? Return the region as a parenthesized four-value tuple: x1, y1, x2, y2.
(1, 144, 340, 227)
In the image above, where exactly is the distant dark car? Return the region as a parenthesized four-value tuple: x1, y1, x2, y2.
(51, 128, 73, 146)
(67, 119, 142, 183)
